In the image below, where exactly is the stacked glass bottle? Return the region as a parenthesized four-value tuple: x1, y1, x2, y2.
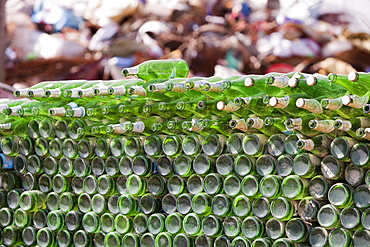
(2, 59, 370, 246)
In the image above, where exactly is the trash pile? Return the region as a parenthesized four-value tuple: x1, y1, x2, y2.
(5, 0, 370, 88)
(1, 59, 370, 246)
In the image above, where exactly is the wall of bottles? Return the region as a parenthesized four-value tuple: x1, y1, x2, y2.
(1, 59, 370, 246)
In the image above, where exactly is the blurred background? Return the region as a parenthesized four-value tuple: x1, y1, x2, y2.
(1, 0, 370, 94)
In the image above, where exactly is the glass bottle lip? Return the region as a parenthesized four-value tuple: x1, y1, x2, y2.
(163, 135, 182, 157)
(259, 175, 281, 198)
(241, 175, 261, 197)
(328, 228, 352, 247)
(234, 154, 254, 177)
(309, 227, 329, 247)
(232, 195, 251, 217)
(328, 183, 352, 207)
(351, 143, 370, 167)
(187, 174, 204, 195)
(255, 154, 276, 177)
(266, 218, 285, 239)
(114, 214, 131, 234)
(281, 175, 303, 199)
(147, 213, 165, 235)
(183, 213, 202, 235)
(241, 216, 263, 239)
(165, 213, 183, 234)
(36, 227, 53, 246)
(285, 218, 307, 241)
(252, 197, 270, 219)
(183, 134, 202, 157)
(318, 204, 339, 228)
(242, 134, 267, 157)
(202, 215, 221, 237)
(224, 175, 241, 197)
(340, 206, 361, 230)
(144, 135, 162, 157)
(127, 174, 146, 196)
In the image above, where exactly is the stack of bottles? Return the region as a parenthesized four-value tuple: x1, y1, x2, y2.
(2, 59, 370, 247)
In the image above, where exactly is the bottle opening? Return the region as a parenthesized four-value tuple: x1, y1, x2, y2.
(348, 71, 358, 82)
(45, 91, 51, 97)
(364, 104, 370, 114)
(264, 117, 273, 126)
(148, 85, 156, 92)
(356, 128, 365, 137)
(107, 87, 114, 95)
(333, 120, 342, 129)
(229, 120, 237, 128)
(296, 140, 305, 148)
(234, 98, 243, 106)
(122, 69, 129, 77)
(102, 107, 109, 115)
(14, 90, 21, 97)
(77, 90, 84, 98)
(93, 88, 100, 96)
(321, 99, 329, 108)
(327, 73, 336, 82)
(246, 118, 254, 127)
(176, 102, 184, 110)
(197, 101, 205, 109)
(266, 76, 274, 85)
(308, 120, 317, 129)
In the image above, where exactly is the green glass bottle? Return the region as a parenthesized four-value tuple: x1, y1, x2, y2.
(242, 133, 268, 157)
(122, 59, 189, 80)
(126, 174, 147, 196)
(203, 173, 224, 195)
(65, 211, 83, 231)
(193, 154, 215, 175)
(233, 95, 275, 116)
(285, 218, 310, 242)
(255, 154, 277, 176)
(104, 232, 121, 247)
(22, 226, 37, 246)
(353, 229, 370, 247)
(0, 208, 13, 227)
(231, 236, 251, 247)
(328, 183, 354, 208)
(215, 154, 234, 176)
(182, 213, 203, 236)
(345, 163, 364, 187)
(234, 154, 255, 177)
(46, 210, 65, 231)
(148, 213, 166, 235)
(241, 174, 262, 198)
(165, 213, 183, 235)
(212, 194, 232, 217)
(3, 225, 22, 246)
(270, 197, 296, 221)
(339, 206, 361, 231)
(293, 153, 321, 178)
(173, 233, 194, 247)
(191, 193, 212, 216)
(19, 190, 46, 212)
(162, 194, 177, 214)
(223, 216, 241, 238)
(241, 216, 265, 240)
(132, 155, 154, 177)
(232, 195, 251, 217)
(252, 197, 271, 220)
(296, 134, 333, 157)
(187, 174, 204, 195)
(327, 72, 365, 96)
(275, 154, 293, 177)
(265, 218, 286, 240)
(328, 228, 353, 247)
(114, 214, 132, 234)
(320, 155, 345, 180)
(33, 209, 49, 229)
(259, 175, 283, 199)
(195, 235, 214, 247)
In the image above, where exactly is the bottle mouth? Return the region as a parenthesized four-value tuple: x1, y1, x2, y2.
(2, 108, 11, 115)
(45, 90, 51, 97)
(107, 87, 114, 95)
(296, 140, 305, 148)
(288, 78, 299, 87)
(321, 99, 329, 108)
(14, 90, 21, 97)
(118, 105, 125, 113)
(106, 125, 114, 134)
(127, 87, 135, 95)
(306, 76, 317, 86)
(246, 118, 254, 127)
(197, 101, 205, 109)
(356, 128, 365, 137)
(148, 85, 156, 92)
(93, 88, 100, 96)
(308, 120, 317, 129)
(333, 120, 342, 129)
(63, 90, 72, 97)
(158, 103, 166, 111)
(102, 107, 109, 115)
(122, 69, 129, 77)
(284, 119, 294, 128)
(262, 96, 271, 105)
(266, 76, 274, 85)
(234, 98, 243, 106)
(264, 117, 273, 126)
(77, 90, 84, 98)
(327, 73, 336, 82)
(143, 105, 151, 113)
(229, 120, 237, 128)
(363, 104, 370, 114)
(176, 102, 184, 110)
(221, 81, 230, 90)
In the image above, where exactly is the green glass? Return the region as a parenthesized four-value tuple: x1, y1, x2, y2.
(71, 177, 84, 195)
(167, 175, 186, 196)
(202, 215, 223, 237)
(232, 195, 251, 217)
(74, 230, 92, 247)
(38, 174, 51, 193)
(183, 213, 203, 236)
(266, 134, 286, 157)
(114, 214, 132, 234)
(203, 173, 223, 195)
(19, 190, 46, 212)
(241, 216, 265, 240)
(22, 226, 37, 246)
(90, 157, 104, 176)
(3, 225, 22, 246)
(231, 236, 251, 247)
(107, 194, 120, 214)
(182, 134, 203, 157)
(340, 206, 361, 231)
(126, 174, 147, 196)
(252, 197, 271, 220)
(21, 172, 37, 190)
(163, 135, 183, 157)
(275, 154, 293, 177)
(61, 138, 78, 159)
(317, 204, 341, 229)
(3, 171, 22, 191)
(77, 193, 92, 213)
(193, 154, 214, 175)
(148, 213, 166, 235)
(109, 137, 125, 158)
(65, 210, 82, 232)
(190, 192, 212, 215)
(156, 155, 173, 177)
(285, 218, 310, 242)
(118, 156, 132, 176)
(73, 158, 91, 177)
(82, 212, 100, 233)
(330, 136, 357, 162)
(297, 135, 333, 158)
(345, 163, 364, 187)
(140, 193, 161, 214)
(132, 155, 154, 177)
(173, 154, 193, 177)
(242, 134, 268, 157)
(1, 136, 20, 156)
(48, 138, 62, 158)
(187, 174, 204, 195)
(215, 154, 234, 176)
(309, 227, 329, 247)
(26, 154, 42, 174)
(173, 233, 194, 247)
(176, 193, 192, 215)
(33, 209, 49, 229)
(214, 236, 231, 247)
(226, 133, 246, 155)
(144, 135, 163, 157)
(162, 194, 177, 214)
(165, 213, 183, 235)
(122, 233, 140, 247)
(351, 143, 370, 167)
(0, 208, 13, 227)
(202, 134, 227, 157)
(265, 218, 285, 240)
(293, 153, 321, 178)
(270, 197, 296, 221)
(234, 154, 255, 177)
(52, 174, 70, 193)
(141, 233, 156, 247)
(91, 194, 107, 214)
(223, 216, 241, 238)
(241, 174, 262, 198)
(328, 228, 353, 247)
(19, 136, 34, 156)
(100, 213, 115, 233)
(46, 192, 59, 211)
(256, 154, 277, 176)
(36, 227, 55, 247)
(297, 197, 324, 222)
(97, 175, 116, 196)
(148, 175, 167, 196)
(124, 136, 144, 157)
(281, 175, 309, 200)
(76, 138, 96, 159)
(59, 192, 77, 213)
(320, 155, 345, 180)
(212, 194, 232, 217)
(104, 232, 121, 247)
(133, 213, 148, 234)
(83, 175, 97, 195)
(328, 183, 353, 208)
(354, 229, 370, 247)
(195, 235, 214, 247)
(47, 210, 65, 231)
(259, 175, 282, 199)
(7, 189, 22, 209)
(251, 238, 273, 247)
(328, 72, 365, 96)
(42, 156, 58, 176)
(354, 184, 370, 209)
